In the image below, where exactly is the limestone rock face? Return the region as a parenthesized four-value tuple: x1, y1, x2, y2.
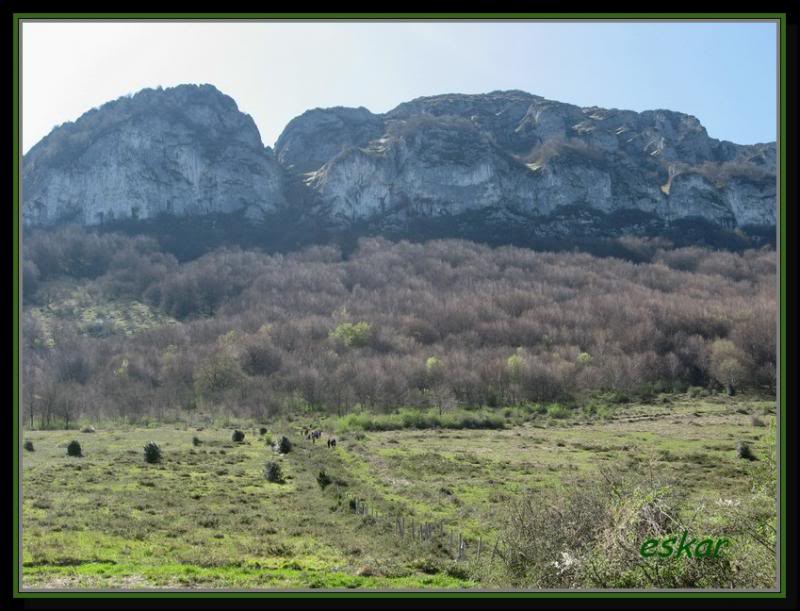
(305, 115, 543, 223)
(274, 106, 385, 174)
(23, 84, 287, 227)
(277, 90, 777, 230)
(24, 86, 776, 238)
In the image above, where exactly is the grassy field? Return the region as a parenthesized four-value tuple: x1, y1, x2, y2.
(20, 394, 777, 590)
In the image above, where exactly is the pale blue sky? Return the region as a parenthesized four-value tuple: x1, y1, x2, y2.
(22, 21, 778, 153)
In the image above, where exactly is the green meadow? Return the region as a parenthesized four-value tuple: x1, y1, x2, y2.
(21, 393, 777, 590)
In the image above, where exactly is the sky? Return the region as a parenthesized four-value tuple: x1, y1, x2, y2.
(21, 21, 778, 153)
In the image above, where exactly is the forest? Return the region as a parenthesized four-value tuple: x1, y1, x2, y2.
(21, 225, 776, 428)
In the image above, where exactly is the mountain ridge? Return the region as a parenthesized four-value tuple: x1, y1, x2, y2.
(22, 83, 777, 243)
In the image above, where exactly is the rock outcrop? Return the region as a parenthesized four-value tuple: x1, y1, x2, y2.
(23, 84, 287, 227)
(278, 91, 776, 230)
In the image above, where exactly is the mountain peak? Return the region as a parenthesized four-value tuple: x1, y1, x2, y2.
(23, 83, 285, 227)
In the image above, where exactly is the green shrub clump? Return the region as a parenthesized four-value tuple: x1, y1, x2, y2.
(67, 440, 82, 457)
(317, 470, 333, 490)
(687, 386, 709, 398)
(144, 441, 162, 464)
(597, 390, 629, 404)
(276, 436, 292, 454)
(736, 441, 757, 461)
(335, 408, 505, 432)
(547, 403, 571, 419)
(264, 461, 284, 483)
(595, 405, 615, 420)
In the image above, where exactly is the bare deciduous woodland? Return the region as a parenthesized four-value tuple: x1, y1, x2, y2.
(22, 226, 775, 426)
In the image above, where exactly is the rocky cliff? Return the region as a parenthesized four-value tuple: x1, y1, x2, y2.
(23, 85, 776, 240)
(280, 91, 776, 232)
(23, 84, 287, 227)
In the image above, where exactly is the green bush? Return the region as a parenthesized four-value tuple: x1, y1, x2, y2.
(24, 439, 34, 452)
(264, 461, 284, 483)
(547, 403, 571, 419)
(596, 405, 616, 420)
(687, 386, 709, 398)
(737, 441, 757, 461)
(671, 380, 689, 394)
(317, 470, 333, 490)
(232, 430, 245, 443)
(66, 440, 82, 457)
(144, 441, 162, 464)
(335, 408, 505, 432)
(444, 563, 471, 580)
(634, 384, 657, 403)
(448, 413, 505, 429)
(597, 390, 629, 404)
(652, 380, 672, 394)
(276, 436, 292, 454)
(413, 557, 441, 575)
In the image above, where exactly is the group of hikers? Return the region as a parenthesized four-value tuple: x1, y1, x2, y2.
(303, 427, 336, 447)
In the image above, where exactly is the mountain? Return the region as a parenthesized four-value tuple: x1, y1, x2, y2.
(23, 84, 776, 245)
(23, 84, 287, 227)
(279, 91, 776, 233)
